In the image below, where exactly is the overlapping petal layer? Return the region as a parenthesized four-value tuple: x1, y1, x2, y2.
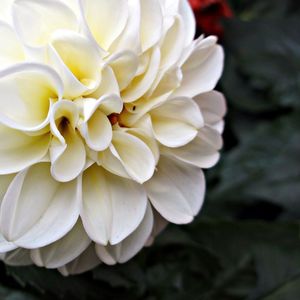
(0, 0, 225, 274)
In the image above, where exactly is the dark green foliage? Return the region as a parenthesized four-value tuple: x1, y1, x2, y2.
(1, 1, 300, 299)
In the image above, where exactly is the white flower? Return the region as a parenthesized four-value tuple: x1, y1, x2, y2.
(0, 0, 225, 274)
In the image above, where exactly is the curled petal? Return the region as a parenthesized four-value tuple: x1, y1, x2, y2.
(31, 220, 91, 269)
(50, 101, 86, 182)
(96, 202, 153, 265)
(79, 110, 112, 152)
(0, 63, 63, 131)
(81, 165, 148, 245)
(0, 163, 81, 248)
(48, 30, 102, 99)
(12, 0, 78, 47)
(145, 156, 205, 224)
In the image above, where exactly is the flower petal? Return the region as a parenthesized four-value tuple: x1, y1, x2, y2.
(0, 63, 63, 131)
(140, 0, 163, 51)
(58, 244, 100, 276)
(0, 124, 50, 175)
(121, 47, 161, 103)
(79, 0, 128, 51)
(48, 30, 102, 99)
(105, 131, 156, 184)
(0, 248, 32, 266)
(79, 109, 112, 152)
(151, 97, 203, 147)
(0, 163, 81, 248)
(50, 101, 86, 182)
(145, 156, 205, 224)
(110, 0, 141, 53)
(178, 0, 195, 46)
(0, 21, 24, 68)
(81, 165, 148, 245)
(12, 0, 78, 47)
(160, 16, 185, 71)
(0, 233, 17, 253)
(96, 201, 153, 265)
(194, 91, 227, 126)
(107, 51, 139, 91)
(31, 220, 90, 269)
(161, 127, 222, 169)
(0, 174, 15, 201)
(174, 37, 224, 97)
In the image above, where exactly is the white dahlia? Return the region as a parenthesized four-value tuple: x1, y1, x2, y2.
(0, 0, 226, 275)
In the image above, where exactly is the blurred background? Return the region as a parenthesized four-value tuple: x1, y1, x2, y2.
(1, 0, 300, 299)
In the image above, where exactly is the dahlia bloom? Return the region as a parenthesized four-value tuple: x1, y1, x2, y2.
(0, 0, 225, 275)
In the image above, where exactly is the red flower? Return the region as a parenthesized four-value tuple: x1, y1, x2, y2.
(189, 0, 233, 38)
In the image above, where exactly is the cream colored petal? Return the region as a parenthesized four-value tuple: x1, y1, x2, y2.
(75, 94, 123, 122)
(96, 202, 153, 265)
(0, 174, 15, 202)
(89, 66, 120, 98)
(0, 248, 32, 266)
(108, 131, 156, 184)
(79, 110, 112, 152)
(140, 0, 163, 51)
(48, 30, 102, 99)
(79, 0, 128, 51)
(12, 0, 78, 47)
(0, 163, 81, 248)
(121, 47, 161, 103)
(194, 91, 227, 126)
(145, 156, 205, 224)
(50, 101, 86, 182)
(81, 165, 148, 245)
(0, 233, 17, 253)
(174, 38, 224, 97)
(145, 210, 168, 246)
(58, 244, 100, 276)
(98, 146, 131, 180)
(161, 127, 222, 169)
(150, 97, 204, 147)
(0, 124, 50, 175)
(110, 0, 141, 53)
(0, 63, 63, 131)
(107, 51, 139, 91)
(0, 0, 14, 23)
(160, 15, 185, 71)
(178, 0, 196, 46)
(0, 21, 24, 68)
(126, 127, 160, 165)
(31, 220, 90, 269)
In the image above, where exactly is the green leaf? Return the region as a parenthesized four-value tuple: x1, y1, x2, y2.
(211, 114, 300, 216)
